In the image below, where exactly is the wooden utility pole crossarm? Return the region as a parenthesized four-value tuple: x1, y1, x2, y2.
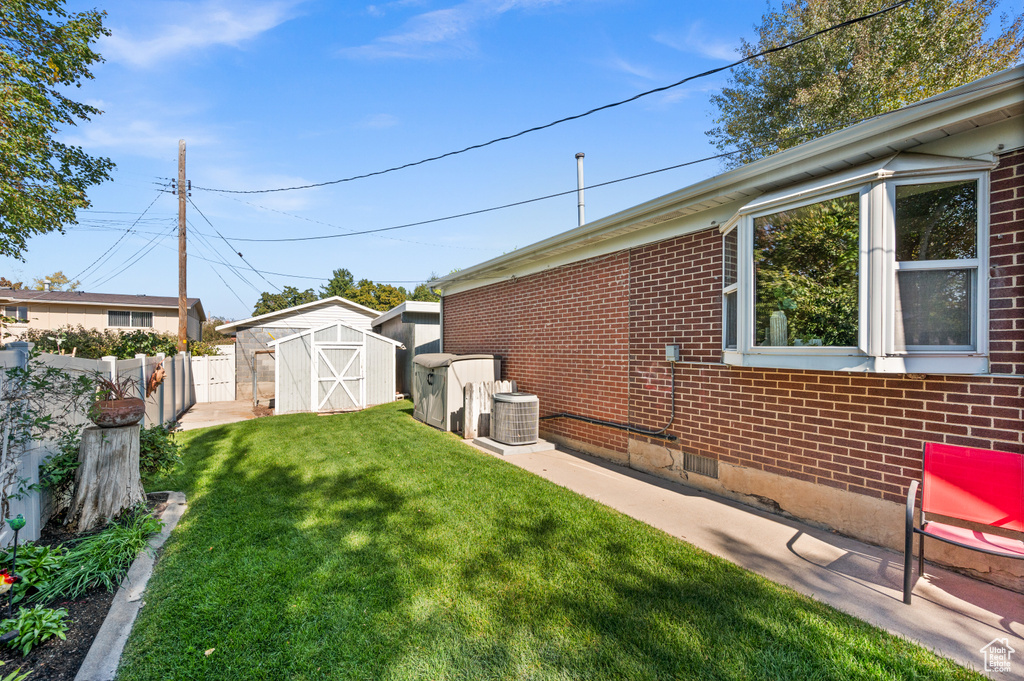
(177, 139, 187, 351)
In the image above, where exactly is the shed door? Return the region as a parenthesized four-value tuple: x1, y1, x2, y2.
(315, 344, 364, 412)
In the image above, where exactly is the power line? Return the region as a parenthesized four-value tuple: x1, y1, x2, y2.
(91, 225, 176, 288)
(187, 219, 264, 294)
(192, 0, 912, 195)
(186, 196, 281, 292)
(184, 234, 251, 308)
(217, 193, 494, 251)
(72, 184, 171, 282)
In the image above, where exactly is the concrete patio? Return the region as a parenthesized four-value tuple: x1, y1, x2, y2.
(176, 400, 257, 431)
(481, 444, 1023, 679)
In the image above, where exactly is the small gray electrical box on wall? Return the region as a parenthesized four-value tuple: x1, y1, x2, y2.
(665, 344, 680, 362)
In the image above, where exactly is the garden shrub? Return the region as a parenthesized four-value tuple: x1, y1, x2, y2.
(22, 325, 221, 359)
(33, 505, 163, 602)
(139, 425, 181, 477)
(0, 605, 69, 655)
(37, 430, 81, 498)
(0, 543, 65, 605)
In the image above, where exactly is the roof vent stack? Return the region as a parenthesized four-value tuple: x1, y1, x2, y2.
(42, 281, 51, 292)
(575, 152, 585, 227)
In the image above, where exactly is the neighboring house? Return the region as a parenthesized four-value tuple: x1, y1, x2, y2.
(0, 289, 205, 341)
(372, 301, 440, 396)
(432, 66, 1024, 590)
(216, 296, 381, 402)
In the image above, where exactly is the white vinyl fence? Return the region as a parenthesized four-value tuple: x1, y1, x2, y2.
(0, 342, 195, 545)
(192, 354, 235, 402)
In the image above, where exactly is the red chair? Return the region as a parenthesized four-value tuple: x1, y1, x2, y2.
(904, 443, 1024, 604)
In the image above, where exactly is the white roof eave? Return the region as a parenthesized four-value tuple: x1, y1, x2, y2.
(268, 320, 405, 348)
(216, 296, 380, 332)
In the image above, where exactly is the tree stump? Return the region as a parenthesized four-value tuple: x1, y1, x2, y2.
(66, 424, 144, 532)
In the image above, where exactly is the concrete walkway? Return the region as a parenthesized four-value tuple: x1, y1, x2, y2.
(176, 400, 255, 431)
(481, 445, 1023, 679)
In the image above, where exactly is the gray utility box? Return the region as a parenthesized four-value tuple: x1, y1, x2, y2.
(413, 353, 501, 433)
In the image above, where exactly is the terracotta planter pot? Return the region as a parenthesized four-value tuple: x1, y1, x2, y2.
(89, 398, 145, 428)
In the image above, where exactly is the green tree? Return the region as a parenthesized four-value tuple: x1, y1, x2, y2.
(0, 1, 115, 259)
(320, 268, 357, 299)
(201, 316, 233, 343)
(708, 0, 1023, 167)
(252, 286, 317, 316)
(31, 270, 78, 290)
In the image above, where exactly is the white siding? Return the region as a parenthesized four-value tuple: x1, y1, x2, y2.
(274, 302, 376, 331)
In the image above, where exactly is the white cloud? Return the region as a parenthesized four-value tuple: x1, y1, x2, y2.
(605, 55, 655, 80)
(197, 168, 321, 212)
(357, 113, 400, 129)
(102, 1, 301, 68)
(62, 119, 217, 160)
(341, 0, 570, 60)
(654, 22, 739, 62)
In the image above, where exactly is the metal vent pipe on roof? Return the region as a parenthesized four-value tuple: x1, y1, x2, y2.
(575, 152, 585, 227)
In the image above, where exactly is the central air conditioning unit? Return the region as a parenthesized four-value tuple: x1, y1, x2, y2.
(491, 392, 539, 446)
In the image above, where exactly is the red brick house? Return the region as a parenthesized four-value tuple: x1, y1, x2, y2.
(433, 66, 1024, 590)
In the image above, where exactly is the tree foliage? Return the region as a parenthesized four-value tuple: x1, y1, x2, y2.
(255, 269, 440, 315)
(708, 0, 1023, 166)
(31, 269, 78, 290)
(0, 1, 115, 259)
(0, 277, 24, 289)
(252, 286, 318, 316)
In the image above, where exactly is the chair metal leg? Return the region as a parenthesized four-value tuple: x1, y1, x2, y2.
(919, 534, 924, 579)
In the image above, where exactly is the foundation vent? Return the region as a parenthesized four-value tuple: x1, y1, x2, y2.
(683, 451, 719, 479)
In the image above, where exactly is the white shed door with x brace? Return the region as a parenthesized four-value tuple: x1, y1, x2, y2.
(314, 343, 364, 412)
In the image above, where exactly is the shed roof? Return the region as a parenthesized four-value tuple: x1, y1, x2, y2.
(216, 296, 380, 332)
(0, 289, 206, 321)
(267, 320, 405, 348)
(431, 65, 1023, 292)
(372, 300, 440, 328)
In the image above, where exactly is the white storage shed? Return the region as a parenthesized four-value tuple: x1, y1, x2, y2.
(269, 321, 404, 415)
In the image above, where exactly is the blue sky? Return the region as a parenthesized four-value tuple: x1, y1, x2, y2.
(4, 0, 1016, 320)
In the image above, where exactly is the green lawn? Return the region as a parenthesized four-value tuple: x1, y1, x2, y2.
(118, 401, 980, 680)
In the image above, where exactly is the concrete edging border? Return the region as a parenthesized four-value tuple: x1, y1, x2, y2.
(74, 491, 188, 681)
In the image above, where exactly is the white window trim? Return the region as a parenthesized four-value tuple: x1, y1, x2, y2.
(723, 165, 990, 375)
(722, 225, 739, 351)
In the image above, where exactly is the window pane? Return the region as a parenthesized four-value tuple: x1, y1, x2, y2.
(131, 311, 153, 328)
(723, 229, 738, 287)
(108, 310, 131, 327)
(754, 194, 859, 347)
(724, 291, 737, 350)
(896, 269, 973, 347)
(895, 181, 976, 261)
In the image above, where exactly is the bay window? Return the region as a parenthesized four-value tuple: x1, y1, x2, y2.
(722, 153, 991, 374)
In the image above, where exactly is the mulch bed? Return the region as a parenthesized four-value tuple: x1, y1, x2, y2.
(0, 492, 169, 681)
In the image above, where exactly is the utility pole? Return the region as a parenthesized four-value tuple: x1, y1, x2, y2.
(177, 139, 187, 351)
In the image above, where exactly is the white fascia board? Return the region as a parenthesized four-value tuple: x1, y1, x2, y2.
(432, 66, 1023, 293)
(216, 296, 378, 332)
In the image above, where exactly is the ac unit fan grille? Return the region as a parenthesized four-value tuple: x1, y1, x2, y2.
(492, 393, 539, 446)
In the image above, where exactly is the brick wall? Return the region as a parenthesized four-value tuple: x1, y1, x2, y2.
(443, 253, 631, 453)
(988, 149, 1024, 375)
(442, 149, 1024, 508)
